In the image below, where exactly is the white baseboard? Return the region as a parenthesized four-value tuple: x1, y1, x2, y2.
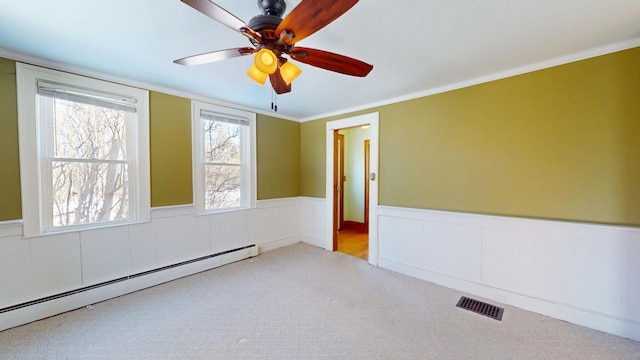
(0, 197, 305, 331)
(377, 205, 640, 342)
(0, 246, 256, 332)
(258, 235, 301, 253)
(380, 258, 640, 342)
(301, 234, 324, 248)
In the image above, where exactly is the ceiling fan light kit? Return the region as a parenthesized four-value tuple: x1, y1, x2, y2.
(279, 60, 302, 85)
(247, 64, 268, 85)
(254, 48, 278, 74)
(175, 0, 373, 95)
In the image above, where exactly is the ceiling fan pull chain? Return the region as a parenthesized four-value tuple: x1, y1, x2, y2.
(271, 88, 278, 112)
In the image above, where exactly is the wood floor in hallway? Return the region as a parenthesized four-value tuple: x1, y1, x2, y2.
(337, 229, 368, 260)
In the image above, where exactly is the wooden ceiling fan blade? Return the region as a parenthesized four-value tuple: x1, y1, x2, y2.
(181, 0, 261, 40)
(289, 47, 373, 77)
(270, 68, 292, 94)
(174, 47, 255, 66)
(275, 0, 358, 45)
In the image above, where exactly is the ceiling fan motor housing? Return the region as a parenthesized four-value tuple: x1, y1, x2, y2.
(248, 14, 282, 32)
(250, 0, 286, 34)
(257, 0, 286, 17)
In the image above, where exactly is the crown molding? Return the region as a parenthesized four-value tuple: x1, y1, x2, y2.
(3, 36, 639, 124)
(299, 37, 640, 122)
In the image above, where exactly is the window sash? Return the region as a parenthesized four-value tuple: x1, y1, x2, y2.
(201, 118, 247, 211)
(40, 95, 135, 232)
(16, 63, 150, 237)
(50, 160, 130, 228)
(192, 101, 255, 214)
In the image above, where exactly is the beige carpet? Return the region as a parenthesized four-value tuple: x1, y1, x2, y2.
(1, 242, 639, 359)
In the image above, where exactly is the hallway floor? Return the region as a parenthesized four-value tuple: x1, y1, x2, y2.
(337, 228, 368, 260)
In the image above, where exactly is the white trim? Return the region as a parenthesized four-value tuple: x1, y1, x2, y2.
(258, 236, 301, 254)
(15, 63, 150, 238)
(191, 101, 257, 215)
(0, 47, 298, 122)
(299, 196, 327, 207)
(300, 234, 324, 248)
(4, 38, 639, 124)
(380, 258, 640, 342)
(325, 113, 379, 266)
(150, 204, 195, 219)
(256, 197, 302, 209)
(0, 196, 304, 330)
(0, 220, 22, 238)
(300, 37, 640, 122)
(378, 205, 640, 235)
(0, 246, 256, 333)
(249, 113, 258, 209)
(377, 205, 640, 342)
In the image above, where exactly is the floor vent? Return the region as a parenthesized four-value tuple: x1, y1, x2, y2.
(456, 296, 504, 321)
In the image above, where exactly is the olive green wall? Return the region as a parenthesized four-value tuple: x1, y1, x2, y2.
(301, 47, 640, 226)
(0, 58, 21, 221)
(149, 91, 193, 207)
(300, 117, 327, 197)
(0, 58, 300, 220)
(3, 47, 637, 224)
(256, 114, 300, 199)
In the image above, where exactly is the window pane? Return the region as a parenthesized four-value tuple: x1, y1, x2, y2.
(52, 161, 129, 226)
(204, 164, 241, 209)
(203, 120, 240, 164)
(53, 99, 127, 160)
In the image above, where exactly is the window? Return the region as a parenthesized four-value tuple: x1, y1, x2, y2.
(16, 63, 150, 237)
(192, 101, 256, 213)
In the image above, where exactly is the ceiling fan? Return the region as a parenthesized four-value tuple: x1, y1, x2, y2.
(174, 0, 373, 94)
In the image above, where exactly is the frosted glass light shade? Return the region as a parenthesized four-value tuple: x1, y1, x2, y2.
(254, 49, 277, 74)
(280, 61, 302, 85)
(247, 64, 268, 85)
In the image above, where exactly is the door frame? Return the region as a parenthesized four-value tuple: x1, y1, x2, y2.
(364, 139, 370, 232)
(336, 133, 345, 231)
(325, 112, 379, 266)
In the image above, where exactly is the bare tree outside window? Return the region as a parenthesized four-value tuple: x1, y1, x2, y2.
(50, 99, 130, 226)
(203, 119, 242, 209)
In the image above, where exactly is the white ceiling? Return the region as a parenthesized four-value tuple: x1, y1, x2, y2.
(1, 0, 639, 120)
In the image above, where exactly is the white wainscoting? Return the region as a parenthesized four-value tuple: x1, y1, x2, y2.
(0, 197, 303, 331)
(3, 199, 639, 342)
(300, 197, 326, 248)
(378, 205, 640, 342)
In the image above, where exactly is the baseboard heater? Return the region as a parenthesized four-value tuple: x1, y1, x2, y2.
(0, 244, 258, 315)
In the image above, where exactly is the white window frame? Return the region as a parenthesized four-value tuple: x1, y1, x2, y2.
(192, 101, 256, 214)
(16, 63, 150, 237)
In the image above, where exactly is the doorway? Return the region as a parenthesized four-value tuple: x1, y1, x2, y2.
(335, 128, 370, 260)
(325, 113, 379, 266)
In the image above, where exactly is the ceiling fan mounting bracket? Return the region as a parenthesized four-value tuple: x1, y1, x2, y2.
(257, 0, 287, 17)
(248, 0, 290, 42)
